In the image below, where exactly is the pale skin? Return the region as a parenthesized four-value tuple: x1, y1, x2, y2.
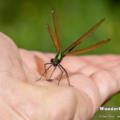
(0, 32, 120, 120)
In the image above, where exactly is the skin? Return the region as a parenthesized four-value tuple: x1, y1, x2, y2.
(0, 32, 120, 120)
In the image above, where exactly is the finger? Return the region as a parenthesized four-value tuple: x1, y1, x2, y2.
(80, 54, 120, 64)
(0, 32, 20, 56)
(90, 64, 120, 108)
(102, 54, 120, 61)
(97, 61, 120, 69)
(79, 61, 120, 76)
(0, 32, 27, 82)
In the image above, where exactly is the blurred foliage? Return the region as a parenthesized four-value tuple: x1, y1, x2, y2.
(0, 0, 120, 119)
(0, 0, 120, 54)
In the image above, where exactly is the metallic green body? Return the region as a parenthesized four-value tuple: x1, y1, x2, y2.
(55, 53, 63, 61)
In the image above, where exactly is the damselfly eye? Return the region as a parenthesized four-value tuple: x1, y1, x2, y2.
(51, 59, 53, 63)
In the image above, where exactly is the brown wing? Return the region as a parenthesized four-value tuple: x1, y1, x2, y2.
(62, 19, 105, 54)
(64, 39, 110, 56)
(52, 8, 62, 52)
(47, 24, 59, 52)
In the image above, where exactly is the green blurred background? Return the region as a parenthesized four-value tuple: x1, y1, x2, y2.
(0, 0, 120, 119)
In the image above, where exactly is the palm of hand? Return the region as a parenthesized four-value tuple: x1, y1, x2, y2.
(0, 32, 120, 120)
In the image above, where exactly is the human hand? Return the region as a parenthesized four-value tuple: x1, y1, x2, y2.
(0, 32, 120, 120)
